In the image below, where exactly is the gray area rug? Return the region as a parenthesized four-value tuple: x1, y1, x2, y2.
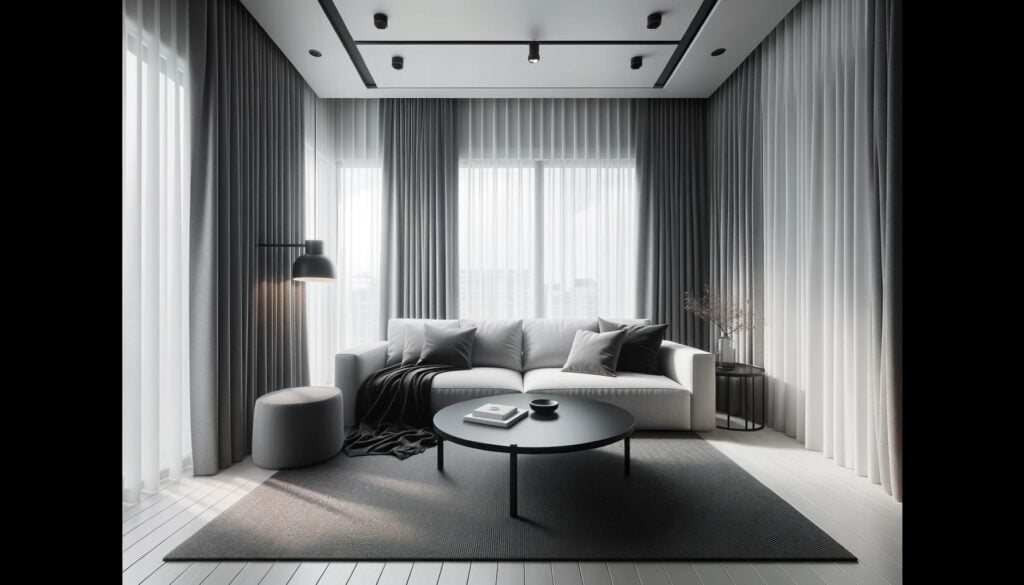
(166, 432, 855, 561)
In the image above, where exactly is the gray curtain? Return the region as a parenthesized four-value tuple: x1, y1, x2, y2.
(379, 99, 459, 337)
(189, 0, 309, 475)
(707, 55, 764, 367)
(634, 99, 710, 349)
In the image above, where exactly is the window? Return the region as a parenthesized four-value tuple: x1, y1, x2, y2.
(458, 160, 638, 319)
(336, 164, 384, 348)
(458, 164, 537, 319)
(540, 162, 637, 318)
(304, 162, 383, 386)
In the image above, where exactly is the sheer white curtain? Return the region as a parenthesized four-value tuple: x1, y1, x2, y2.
(457, 99, 637, 319)
(305, 99, 382, 385)
(123, 0, 192, 503)
(761, 0, 901, 499)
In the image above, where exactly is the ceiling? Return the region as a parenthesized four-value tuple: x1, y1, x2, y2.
(239, 0, 801, 99)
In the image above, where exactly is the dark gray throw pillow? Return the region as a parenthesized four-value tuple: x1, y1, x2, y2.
(560, 329, 627, 377)
(418, 324, 477, 369)
(598, 317, 668, 375)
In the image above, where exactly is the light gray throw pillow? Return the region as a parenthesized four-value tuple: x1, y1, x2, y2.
(560, 329, 627, 377)
(459, 319, 523, 371)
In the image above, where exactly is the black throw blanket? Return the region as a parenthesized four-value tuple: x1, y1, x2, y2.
(343, 364, 455, 459)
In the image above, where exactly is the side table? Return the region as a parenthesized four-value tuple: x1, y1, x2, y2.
(715, 364, 766, 431)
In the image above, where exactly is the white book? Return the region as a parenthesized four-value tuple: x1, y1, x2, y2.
(472, 403, 518, 421)
(464, 408, 528, 428)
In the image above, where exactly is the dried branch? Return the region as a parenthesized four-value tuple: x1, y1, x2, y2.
(682, 284, 758, 338)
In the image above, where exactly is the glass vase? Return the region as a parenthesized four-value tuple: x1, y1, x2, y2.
(717, 336, 736, 366)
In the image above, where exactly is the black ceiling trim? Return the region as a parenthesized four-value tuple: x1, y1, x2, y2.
(355, 40, 680, 46)
(653, 0, 718, 89)
(317, 0, 376, 89)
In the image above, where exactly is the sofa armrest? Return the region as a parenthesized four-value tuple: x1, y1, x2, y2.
(659, 341, 716, 431)
(335, 341, 388, 428)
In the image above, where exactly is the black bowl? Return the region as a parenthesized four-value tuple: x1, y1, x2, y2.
(529, 398, 559, 414)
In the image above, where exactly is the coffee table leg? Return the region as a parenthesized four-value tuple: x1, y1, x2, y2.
(624, 436, 631, 475)
(510, 443, 518, 518)
(437, 437, 444, 471)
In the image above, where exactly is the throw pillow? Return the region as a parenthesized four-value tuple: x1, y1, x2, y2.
(400, 321, 459, 365)
(598, 317, 669, 375)
(418, 324, 478, 369)
(560, 329, 627, 377)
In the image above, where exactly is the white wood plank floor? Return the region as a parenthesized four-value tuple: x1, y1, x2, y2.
(121, 427, 902, 585)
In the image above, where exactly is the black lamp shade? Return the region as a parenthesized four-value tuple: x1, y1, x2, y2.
(292, 239, 335, 282)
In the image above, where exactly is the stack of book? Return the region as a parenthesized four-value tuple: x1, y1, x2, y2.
(463, 403, 528, 428)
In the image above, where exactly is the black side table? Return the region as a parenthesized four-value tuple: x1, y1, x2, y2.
(715, 364, 766, 431)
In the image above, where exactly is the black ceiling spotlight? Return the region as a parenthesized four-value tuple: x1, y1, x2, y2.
(308, 49, 322, 57)
(647, 12, 662, 29)
(374, 13, 388, 30)
(392, 55, 404, 70)
(528, 41, 540, 64)
(711, 48, 726, 56)
(631, 56, 643, 70)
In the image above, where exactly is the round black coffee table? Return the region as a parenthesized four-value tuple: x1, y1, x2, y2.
(433, 393, 635, 518)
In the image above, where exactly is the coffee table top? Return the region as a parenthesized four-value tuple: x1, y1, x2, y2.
(433, 394, 635, 454)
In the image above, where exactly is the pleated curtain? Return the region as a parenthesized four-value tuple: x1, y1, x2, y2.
(122, 0, 192, 504)
(634, 99, 710, 349)
(305, 98, 383, 386)
(188, 0, 309, 475)
(708, 55, 764, 367)
(746, 0, 901, 500)
(456, 98, 638, 320)
(379, 99, 459, 336)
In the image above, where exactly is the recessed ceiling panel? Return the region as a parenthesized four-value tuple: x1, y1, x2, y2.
(239, 0, 802, 97)
(339, 0, 699, 42)
(363, 44, 673, 89)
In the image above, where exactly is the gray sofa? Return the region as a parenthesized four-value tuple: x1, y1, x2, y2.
(334, 318, 715, 431)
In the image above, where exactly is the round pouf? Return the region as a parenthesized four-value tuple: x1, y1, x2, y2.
(252, 386, 344, 469)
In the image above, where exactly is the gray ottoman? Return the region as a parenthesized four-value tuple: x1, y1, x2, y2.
(252, 386, 344, 469)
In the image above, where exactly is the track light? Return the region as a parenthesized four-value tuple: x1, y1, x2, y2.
(528, 42, 540, 64)
(374, 13, 388, 30)
(647, 12, 662, 29)
(392, 56, 404, 70)
(631, 56, 643, 70)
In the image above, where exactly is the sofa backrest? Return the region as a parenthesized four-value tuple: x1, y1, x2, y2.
(521, 317, 651, 370)
(386, 317, 651, 371)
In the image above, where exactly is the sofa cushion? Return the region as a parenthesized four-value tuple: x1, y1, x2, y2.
(523, 368, 690, 430)
(459, 319, 523, 371)
(430, 367, 523, 412)
(386, 319, 459, 366)
(524, 368, 684, 392)
(561, 329, 627, 377)
(522, 318, 599, 370)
